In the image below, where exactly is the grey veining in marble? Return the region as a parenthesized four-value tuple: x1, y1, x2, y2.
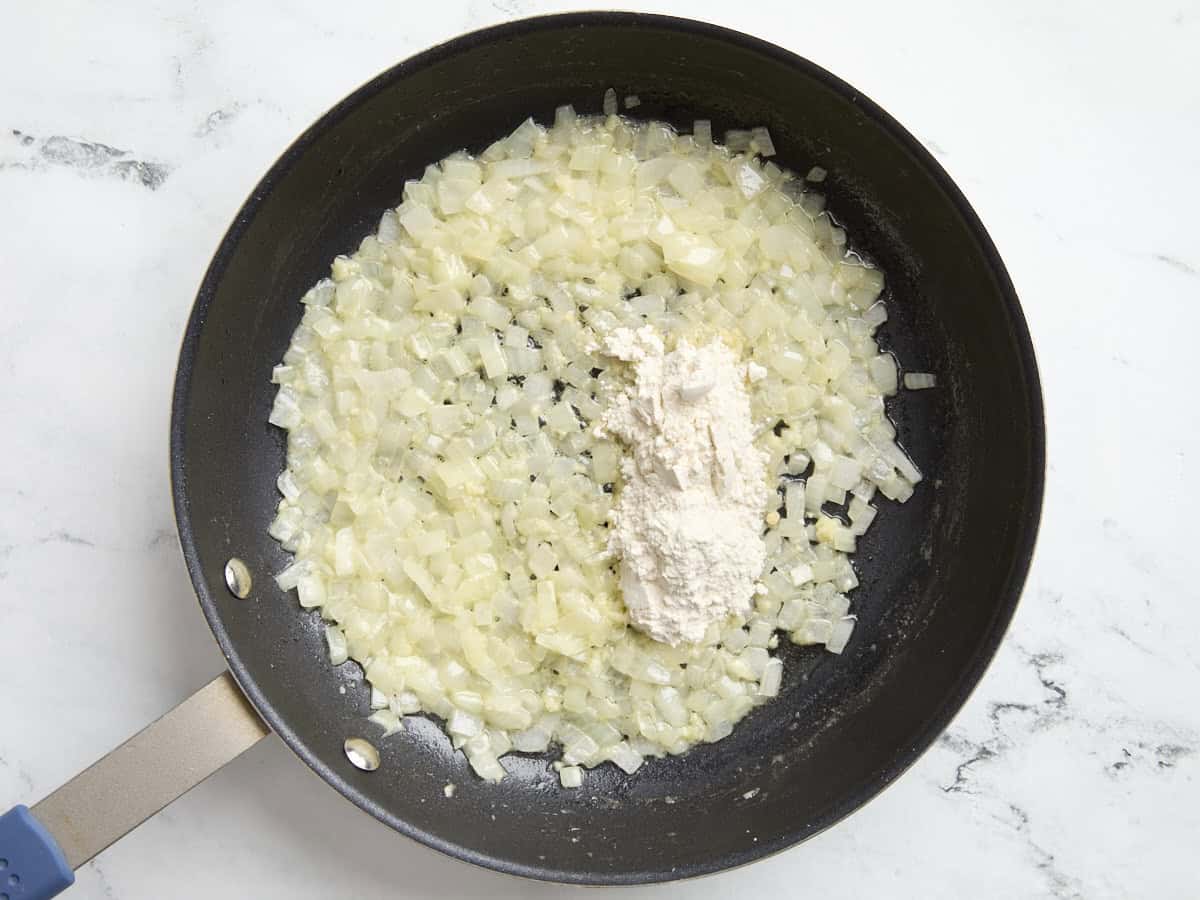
(2, 130, 171, 189)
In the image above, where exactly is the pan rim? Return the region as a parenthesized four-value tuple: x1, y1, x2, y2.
(170, 10, 1046, 885)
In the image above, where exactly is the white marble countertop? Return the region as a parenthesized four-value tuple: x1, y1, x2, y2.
(2, 1, 1197, 897)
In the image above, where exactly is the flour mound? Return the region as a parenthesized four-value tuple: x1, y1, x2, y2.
(600, 326, 770, 645)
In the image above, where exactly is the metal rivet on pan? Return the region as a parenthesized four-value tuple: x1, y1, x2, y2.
(344, 738, 381, 772)
(224, 558, 252, 599)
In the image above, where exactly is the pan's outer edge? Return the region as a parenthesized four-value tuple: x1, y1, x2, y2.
(169, 10, 1046, 885)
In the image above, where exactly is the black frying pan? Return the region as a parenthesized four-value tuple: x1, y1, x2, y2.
(4, 12, 1044, 892)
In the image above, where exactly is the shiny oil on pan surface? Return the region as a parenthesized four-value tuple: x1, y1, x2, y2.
(170, 11, 1044, 885)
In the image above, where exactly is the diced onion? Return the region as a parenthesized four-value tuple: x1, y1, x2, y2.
(269, 98, 922, 784)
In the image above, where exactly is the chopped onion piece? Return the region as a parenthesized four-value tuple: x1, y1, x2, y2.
(758, 659, 783, 697)
(609, 741, 644, 774)
(903, 372, 937, 390)
(750, 126, 776, 157)
(602, 88, 618, 116)
(369, 709, 403, 736)
(325, 625, 348, 666)
(826, 617, 856, 654)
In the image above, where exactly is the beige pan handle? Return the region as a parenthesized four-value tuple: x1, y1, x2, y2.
(2, 673, 268, 897)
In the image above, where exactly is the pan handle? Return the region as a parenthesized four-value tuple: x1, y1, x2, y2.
(0, 672, 269, 899)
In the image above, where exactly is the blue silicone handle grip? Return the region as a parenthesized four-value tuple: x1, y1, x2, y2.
(0, 806, 75, 900)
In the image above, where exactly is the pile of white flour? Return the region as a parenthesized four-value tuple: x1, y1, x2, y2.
(599, 326, 770, 645)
